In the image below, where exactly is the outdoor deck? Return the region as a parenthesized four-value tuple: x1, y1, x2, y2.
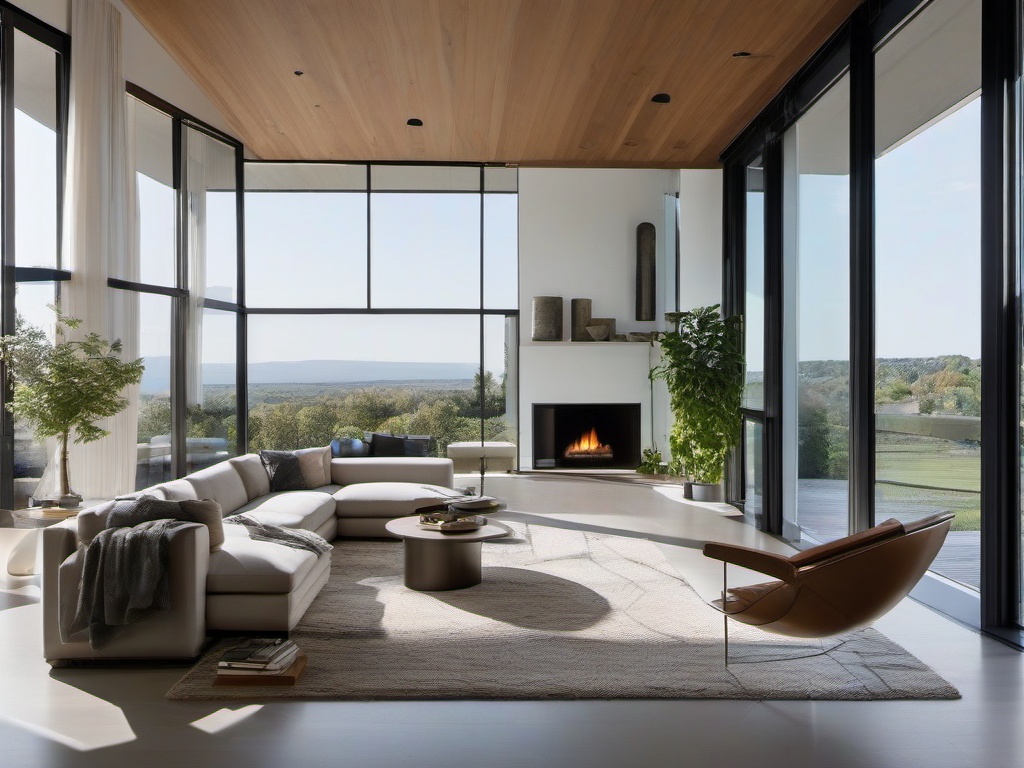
(796, 479, 980, 589)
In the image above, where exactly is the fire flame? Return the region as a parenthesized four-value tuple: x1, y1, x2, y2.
(564, 428, 613, 457)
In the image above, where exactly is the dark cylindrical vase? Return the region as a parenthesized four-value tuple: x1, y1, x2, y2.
(571, 298, 593, 341)
(636, 222, 656, 321)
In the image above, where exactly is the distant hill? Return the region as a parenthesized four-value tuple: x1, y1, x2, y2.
(140, 357, 478, 394)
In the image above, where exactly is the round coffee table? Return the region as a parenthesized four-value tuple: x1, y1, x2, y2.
(385, 516, 510, 591)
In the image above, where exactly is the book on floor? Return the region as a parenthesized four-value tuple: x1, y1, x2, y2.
(217, 638, 298, 670)
(214, 652, 307, 686)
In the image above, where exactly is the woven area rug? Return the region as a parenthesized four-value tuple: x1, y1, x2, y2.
(167, 521, 959, 701)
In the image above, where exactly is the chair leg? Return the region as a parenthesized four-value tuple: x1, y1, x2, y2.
(724, 613, 729, 666)
(722, 561, 729, 666)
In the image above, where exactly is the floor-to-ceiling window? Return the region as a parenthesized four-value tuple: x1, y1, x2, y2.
(874, 0, 981, 589)
(722, 0, 1010, 631)
(244, 163, 518, 459)
(741, 160, 766, 519)
(784, 73, 852, 543)
(1, 9, 69, 508)
(115, 88, 244, 489)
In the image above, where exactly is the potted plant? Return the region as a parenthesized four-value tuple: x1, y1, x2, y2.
(0, 308, 144, 507)
(650, 304, 743, 501)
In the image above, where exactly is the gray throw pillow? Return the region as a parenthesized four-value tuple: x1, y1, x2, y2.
(105, 495, 225, 551)
(259, 450, 308, 492)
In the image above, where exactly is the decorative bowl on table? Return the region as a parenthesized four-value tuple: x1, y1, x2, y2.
(418, 513, 487, 532)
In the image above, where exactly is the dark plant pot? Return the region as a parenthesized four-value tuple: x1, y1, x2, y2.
(682, 481, 693, 499)
(690, 482, 722, 502)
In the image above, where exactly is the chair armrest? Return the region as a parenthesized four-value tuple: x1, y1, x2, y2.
(702, 542, 796, 582)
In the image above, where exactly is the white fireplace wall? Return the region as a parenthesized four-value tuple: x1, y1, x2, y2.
(518, 168, 677, 468)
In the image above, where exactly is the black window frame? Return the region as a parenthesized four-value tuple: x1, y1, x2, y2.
(0, 3, 70, 509)
(116, 84, 246, 480)
(721, 0, 1024, 643)
(242, 159, 521, 460)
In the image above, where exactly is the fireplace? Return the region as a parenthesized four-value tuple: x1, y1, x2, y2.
(532, 403, 641, 469)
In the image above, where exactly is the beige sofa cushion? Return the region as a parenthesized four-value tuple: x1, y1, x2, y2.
(76, 500, 118, 545)
(331, 457, 455, 488)
(295, 446, 331, 488)
(155, 478, 200, 501)
(333, 482, 456, 519)
(233, 490, 336, 533)
(229, 454, 271, 500)
(179, 499, 226, 550)
(182, 462, 249, 515)
(207, 527, 321, 594)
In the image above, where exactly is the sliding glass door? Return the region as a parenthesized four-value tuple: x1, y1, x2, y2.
(874, 0, 981, 589)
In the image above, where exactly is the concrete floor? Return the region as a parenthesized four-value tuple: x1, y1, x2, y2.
(0, 473, 1021, 768)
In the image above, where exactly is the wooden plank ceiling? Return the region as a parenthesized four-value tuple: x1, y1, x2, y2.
(122, 0, 860, 168)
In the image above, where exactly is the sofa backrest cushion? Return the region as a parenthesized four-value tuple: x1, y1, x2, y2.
(178, 499, 226, 550)
(331, 456, 455, 488)
(229, 454, 271, 500)
(295, 446, 331, 488)
(155, 478, 200, 501)
(77, 500, 118, 545)
(183, 462, 249, 515)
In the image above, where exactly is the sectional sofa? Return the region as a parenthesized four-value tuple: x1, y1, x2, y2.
(41, 449, 456, 663)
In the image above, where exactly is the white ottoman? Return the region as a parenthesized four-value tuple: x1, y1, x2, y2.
(445, 442, 517, 473)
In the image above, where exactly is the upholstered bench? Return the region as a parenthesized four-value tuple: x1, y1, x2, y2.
(445, 441, 517, 473)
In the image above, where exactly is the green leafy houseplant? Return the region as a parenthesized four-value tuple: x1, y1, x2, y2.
(650, 305, 744, 493)
(0, 309, 144, 506)
(635, 447, 667, 476)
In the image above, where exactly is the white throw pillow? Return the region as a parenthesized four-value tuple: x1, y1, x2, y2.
(295, 446, 331, 488)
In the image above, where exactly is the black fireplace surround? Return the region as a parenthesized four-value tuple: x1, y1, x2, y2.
(533, 403, 641, 470)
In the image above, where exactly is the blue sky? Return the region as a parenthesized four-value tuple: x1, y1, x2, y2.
(16, 90, 982, 376)
(745, 93, 982, 372)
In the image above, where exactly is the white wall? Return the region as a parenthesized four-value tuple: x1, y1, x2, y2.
(678, 169, 723, 309)
(517, 168, 677, 468)
(16, 0, 234, 135)
(519, 168, 677, 338)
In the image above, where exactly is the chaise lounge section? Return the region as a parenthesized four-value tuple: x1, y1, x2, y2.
(42, 451, 456, 663)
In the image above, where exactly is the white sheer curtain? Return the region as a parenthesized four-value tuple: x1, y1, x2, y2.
(186, 133, 206, 407)
(60, 0, 139, 499)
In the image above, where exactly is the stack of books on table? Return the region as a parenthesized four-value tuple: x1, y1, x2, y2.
(214, 638, 306, 686)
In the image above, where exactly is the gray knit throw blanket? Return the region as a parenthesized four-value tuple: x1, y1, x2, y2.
(62, 497, 202, 649)
(225, 514, 333, 557)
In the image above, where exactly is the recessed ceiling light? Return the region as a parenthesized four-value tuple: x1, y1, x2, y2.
(732, 51, 752, 58)
(651, 93, 671, 104)
(407, 118, 423, 127)
(294, 70, 304, 76)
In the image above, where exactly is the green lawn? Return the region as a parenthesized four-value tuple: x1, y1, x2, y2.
(875, 433, 980, 493)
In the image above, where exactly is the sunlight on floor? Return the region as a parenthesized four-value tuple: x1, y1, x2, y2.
(189, 704, 264, 734)
(0, 602, 136, 751)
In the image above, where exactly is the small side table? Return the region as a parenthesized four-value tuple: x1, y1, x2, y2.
(1, 507, 82, 588)
(385, 516, 510, 591)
